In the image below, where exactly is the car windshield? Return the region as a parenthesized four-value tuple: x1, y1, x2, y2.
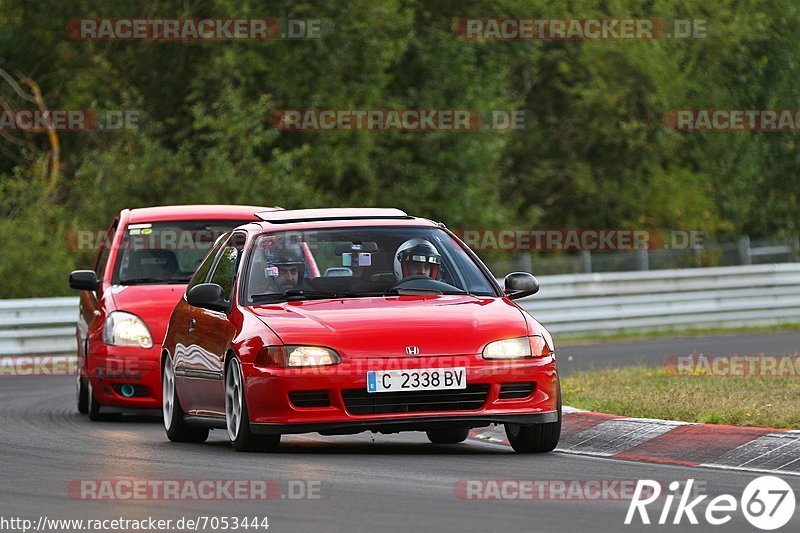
(113, 221, 247, 285)
(244, 226, 498, 303)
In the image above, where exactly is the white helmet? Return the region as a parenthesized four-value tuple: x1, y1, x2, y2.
(393, 238, 441, 280)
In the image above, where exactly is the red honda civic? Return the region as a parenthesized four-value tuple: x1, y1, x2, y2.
(69, 204, 281, 420)
(161, 208, 560, 453)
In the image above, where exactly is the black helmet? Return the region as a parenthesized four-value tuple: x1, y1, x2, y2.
(263, 245, 306, 281)
(396, 241, 441, 278)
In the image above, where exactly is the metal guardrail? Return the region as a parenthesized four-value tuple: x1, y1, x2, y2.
(0, 297, 78, 355)
(2, 263, 799, 355)
(519, 263, 800, 334)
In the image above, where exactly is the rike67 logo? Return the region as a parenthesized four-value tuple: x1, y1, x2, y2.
(626, 476, 796, 530)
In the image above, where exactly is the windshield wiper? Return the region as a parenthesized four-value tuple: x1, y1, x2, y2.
(330, 289, 398, 297)
(251, 287, 472, 302)
(284, 289, 341, 301)
(251, 289, 341, 302)
(342, 288, 470, 297)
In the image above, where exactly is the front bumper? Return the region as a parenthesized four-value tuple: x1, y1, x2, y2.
(85, 344, 161, 409)
(251, 412, 558, 435)
(242, 354, 559, 434)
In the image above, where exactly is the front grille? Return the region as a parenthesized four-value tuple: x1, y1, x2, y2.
(498, 382, 536, 399)
(289, 390, 331, 408)
(342, 385, 489, 415)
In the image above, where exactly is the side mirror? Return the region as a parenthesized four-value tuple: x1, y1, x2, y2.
(504, 272, 539, 300)
(69, 270, 100, 292)
(187, 283, 228, 312)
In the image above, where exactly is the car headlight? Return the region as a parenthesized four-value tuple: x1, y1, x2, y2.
(255, 345, 343, 367)
(482, 335, 551, 359)
(483, 337, 531, 359)
(286, 346, 341, 367)
(102, 311, 153, 349)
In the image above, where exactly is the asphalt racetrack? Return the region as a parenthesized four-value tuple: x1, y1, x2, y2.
(1, 333, 798, 532)
(557, 330, 800, 374)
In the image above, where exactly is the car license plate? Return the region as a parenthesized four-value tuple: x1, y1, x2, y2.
(366, 368, 467, 393)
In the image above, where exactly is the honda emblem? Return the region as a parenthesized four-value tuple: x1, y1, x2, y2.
(405, 346, 420, 356)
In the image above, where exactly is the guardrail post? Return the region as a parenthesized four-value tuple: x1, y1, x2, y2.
(738, 236, 752, 265)
(519, 253, 532, 273)
(636, 247, 649, 271)
(580, 250, 592, 273)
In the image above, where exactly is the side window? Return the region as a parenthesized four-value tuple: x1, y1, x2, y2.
(186, 236, 227, 293)
(94, 220, 118, 279)
(207, 232, 247, 301)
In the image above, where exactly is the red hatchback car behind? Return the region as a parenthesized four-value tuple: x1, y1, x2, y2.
(69, 204, 281, 420)
(161, 208, 560, 453)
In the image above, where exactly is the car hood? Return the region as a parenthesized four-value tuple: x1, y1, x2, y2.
(248, 295, 529, 358)
(108, 284, 187, 342)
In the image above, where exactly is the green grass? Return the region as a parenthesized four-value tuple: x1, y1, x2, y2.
(557, 322, 800, 345)
(562, 365, 800, 429)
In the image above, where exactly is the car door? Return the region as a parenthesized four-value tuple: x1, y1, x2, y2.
(172, 235, 227, 412)
(182, 232, 246, 416)
(78, 219, 117, 369)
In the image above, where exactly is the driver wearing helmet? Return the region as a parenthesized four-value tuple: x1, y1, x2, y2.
(395, 240, 442, 280)
(263, 245, 306, 291)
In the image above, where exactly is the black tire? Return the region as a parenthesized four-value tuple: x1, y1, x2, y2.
(162, 355, 209, 443)
(226, 357, 280, 453)
(426, 427, 470, 444)
(76, 375, 89, 415)
(505, 382, 562, 453)
(87, 379, 122, 422)
(87, 378, 106, 421)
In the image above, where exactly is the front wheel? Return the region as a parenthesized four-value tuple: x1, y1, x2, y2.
(76, 375, 89, 415)
(226, 357, 280, 452)
(87, 378, 109, 421)
(163, 355, 209, 443)
(504, 383, 562, 453)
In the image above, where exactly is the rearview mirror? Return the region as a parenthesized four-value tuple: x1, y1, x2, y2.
(69, 270, 100, 292)
(504, 272, 539, 300)
(334, 242, 379, 255)
(186, 283, 228, 312)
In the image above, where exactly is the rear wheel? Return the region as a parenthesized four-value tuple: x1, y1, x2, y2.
(76, 375, 88, 415)
(163, 356, 209, 443)
(426, 427, 470, 444)
(226, 357, 280, 452)
(505, 383, 562, 453)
